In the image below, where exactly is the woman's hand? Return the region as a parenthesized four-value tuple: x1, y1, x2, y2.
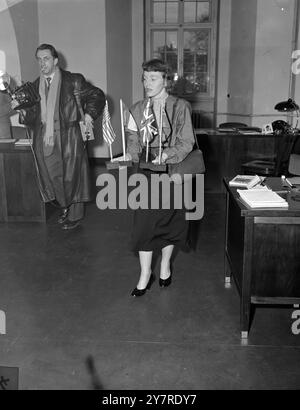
(152, 152, 168, 164)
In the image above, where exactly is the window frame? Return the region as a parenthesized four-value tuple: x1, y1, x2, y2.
(145, 0, 218, 101)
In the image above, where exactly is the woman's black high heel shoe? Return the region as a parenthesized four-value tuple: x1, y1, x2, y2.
(159, 275, 172, 288)
(131, 274, 155, 297)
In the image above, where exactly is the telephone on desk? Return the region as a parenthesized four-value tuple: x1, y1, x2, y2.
(272, 120, 292, 135)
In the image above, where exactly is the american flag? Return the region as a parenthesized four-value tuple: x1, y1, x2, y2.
(140, 99, 158, 144)
(102, 100, 116, 145)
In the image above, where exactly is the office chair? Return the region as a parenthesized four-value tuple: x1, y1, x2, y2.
(242, 133, 300, 177)
(288, 154, 300, 175)
(241, 131, 277, 176)
(287, 154, 300, 202)
(240, 122, 289, 176)
(241, 158, 276, 176)
(241, 99, 300, 176)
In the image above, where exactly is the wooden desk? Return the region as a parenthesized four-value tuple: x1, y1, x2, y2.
(0, 142, 47, 222)
(196, 130, 280, 192)
(224, 177, 300, 338)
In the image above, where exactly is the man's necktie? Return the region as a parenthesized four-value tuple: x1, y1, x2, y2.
(45, 77, 51, 99)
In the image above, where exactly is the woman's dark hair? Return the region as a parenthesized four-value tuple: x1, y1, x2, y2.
(35, 44, 58, 59)
(142, 59, 172, 80)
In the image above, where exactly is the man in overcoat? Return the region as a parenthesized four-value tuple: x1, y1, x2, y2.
(12, 44, 105, 229)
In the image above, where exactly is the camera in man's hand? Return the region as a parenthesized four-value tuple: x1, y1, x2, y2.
(10, 82, 40, 110)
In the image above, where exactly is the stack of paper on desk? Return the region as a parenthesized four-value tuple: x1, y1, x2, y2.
(0, 138, 16, 143)
(237, 189, 288, 208)
(15, 139, 32, 145)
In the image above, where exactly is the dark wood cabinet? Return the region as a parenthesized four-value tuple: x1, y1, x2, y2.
(224, 178, 300, 338)
(0, 143, 47, 222)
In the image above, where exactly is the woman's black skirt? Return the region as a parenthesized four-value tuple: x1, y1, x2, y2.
(130, 162, 189, 252)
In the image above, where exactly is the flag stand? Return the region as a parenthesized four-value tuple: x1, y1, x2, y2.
(139, 162, 166, 172)
(105, 161, 121, 170)
(106, 159, 132, 170)
(118, 99, 132, 167)
(105, 146, 120, 170)
(104, 99, 132, 170)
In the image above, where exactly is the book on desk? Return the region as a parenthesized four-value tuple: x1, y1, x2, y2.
(237, 187, 288, 208)
(229, 174, 262, 189)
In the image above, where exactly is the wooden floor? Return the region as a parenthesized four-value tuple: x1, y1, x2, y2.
(0, 165, 299, 390)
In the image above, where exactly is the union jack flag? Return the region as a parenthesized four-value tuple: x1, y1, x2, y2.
(140, 99, 158, 144)
(102, 100, 116, 145)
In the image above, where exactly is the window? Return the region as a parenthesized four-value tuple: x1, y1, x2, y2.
(145, 0, 218, 102)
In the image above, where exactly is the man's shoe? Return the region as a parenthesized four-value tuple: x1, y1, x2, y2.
(58, 208, 69, 224)
(62, 220, 80, 230)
